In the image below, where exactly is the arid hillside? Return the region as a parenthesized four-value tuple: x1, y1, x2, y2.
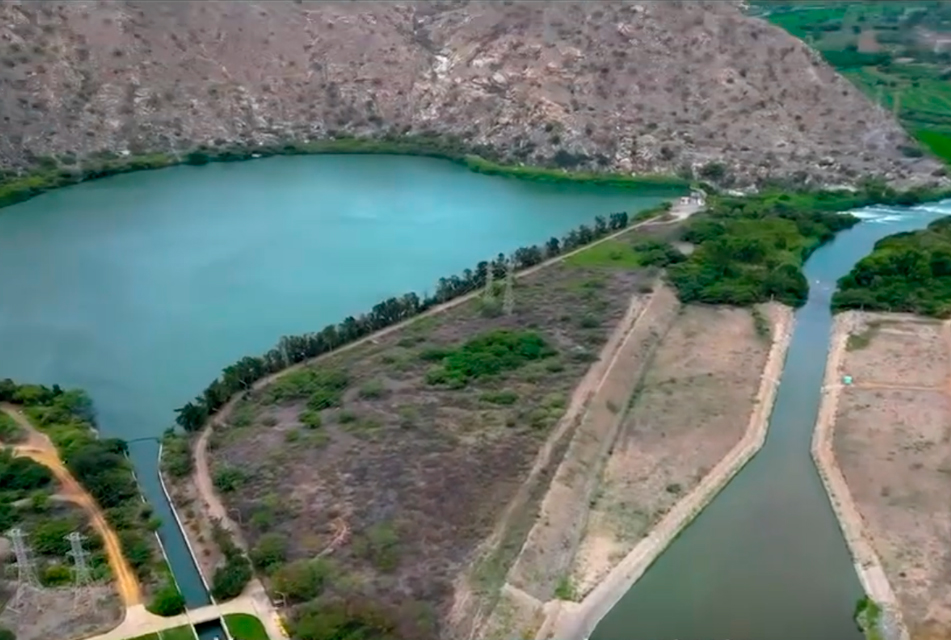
(0, 0, 944, 187)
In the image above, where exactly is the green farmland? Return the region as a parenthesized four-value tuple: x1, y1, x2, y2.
(750, 1, 951, 164)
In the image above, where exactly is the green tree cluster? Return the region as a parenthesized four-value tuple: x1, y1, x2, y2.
(667, 191, 863, 306)
(211, 523, 253, 601)
(0, 380, 162, 582)
(172, 208, 653, 433)
(834, 216, 951, 317)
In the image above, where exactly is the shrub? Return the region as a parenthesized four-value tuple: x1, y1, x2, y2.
(147, 580, 186, 616)
(353, 521, 401, 572)
(272, 557, 335, 603)
(212, 554, 252, 601)
(299, 410, 322, 429)
(213, 465, 246, 493)
(250, 532, 288, 572)
(425, 330, 556, 388)
(41, 563, 73, 587)
(480, 390, 519, 405)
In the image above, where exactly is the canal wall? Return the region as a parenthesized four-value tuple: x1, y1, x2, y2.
(157, 442, 215, 599)
(810, 312, 910, 640)
(537, 305, 794, 640)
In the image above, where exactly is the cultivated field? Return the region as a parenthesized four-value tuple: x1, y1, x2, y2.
(834, 314, 951, 640)
(570, 304, 784, 595)
(197, 226, 679, 637)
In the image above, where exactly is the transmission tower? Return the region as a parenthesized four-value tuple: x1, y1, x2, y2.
(502, 258, 516, 316)
(8, 528, 39, 589)
(7, 528, 40, 614)
(66, 532, 92, 586)
(484, 263, 495, 301)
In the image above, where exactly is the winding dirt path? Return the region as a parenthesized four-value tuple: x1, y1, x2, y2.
(0, 403, 143, 607)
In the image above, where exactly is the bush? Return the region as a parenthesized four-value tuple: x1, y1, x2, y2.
(212, 554, 253, 601)
(213, 465, 246, 493)
(353, 521, 401, 572)
(147, 580, 186, 616)
(271, 557, 335, 603)
(299, 410, 322, 429)
(41, 563, 73, 587)
(425, 330, 556, 388)
(161, 431, 193, 478)
(250, 532, 288, 572)
(480, 390, 519, 405)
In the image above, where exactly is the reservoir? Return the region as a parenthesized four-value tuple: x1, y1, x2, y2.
(590, 199, 951, 640)
(0, 154, 673, 606)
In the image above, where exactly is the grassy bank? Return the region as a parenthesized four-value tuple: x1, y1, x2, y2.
(666, 184, 951, 307)
(0, 135, 688, 211)
(834, 215, 951, 317)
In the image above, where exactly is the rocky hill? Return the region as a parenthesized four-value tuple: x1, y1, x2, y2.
(0, 0, 945, 188)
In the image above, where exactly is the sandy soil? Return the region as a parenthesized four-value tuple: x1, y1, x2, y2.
(570, 304, 783, 595)
(505, 285, 682, 600)
(828, 313, 951, 640)
(0, 584, 122, 640)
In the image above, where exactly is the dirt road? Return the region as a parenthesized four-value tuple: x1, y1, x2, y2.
(0, 404, 143, 607)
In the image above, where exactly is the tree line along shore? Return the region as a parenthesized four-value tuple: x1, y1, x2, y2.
(0, 178, 948, 640)
(0, 135, 689, 211)
(158, 182, 947, 639)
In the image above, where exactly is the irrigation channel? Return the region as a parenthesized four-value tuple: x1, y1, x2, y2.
(0, 154, 675, 626)
(589, 199, 951, 640)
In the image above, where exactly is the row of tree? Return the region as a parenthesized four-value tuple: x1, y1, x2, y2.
(173, 208, 650, 432)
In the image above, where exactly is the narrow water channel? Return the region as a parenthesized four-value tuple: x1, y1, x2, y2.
(590, 199, 951, 640)
(0, 155, 674, 607)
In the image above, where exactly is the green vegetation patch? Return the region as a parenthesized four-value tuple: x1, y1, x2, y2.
(0, 379, 167, 591)
(0, 411, 24, 443)
(127, 625, 197, 640)
(224, 614, 271, 640)
(667, 190, 865, 306)
(566, 237, 685, 269)
(834, 216, 951, 317)
(853, 595, 884, 640)
(424, 330, 557, 388)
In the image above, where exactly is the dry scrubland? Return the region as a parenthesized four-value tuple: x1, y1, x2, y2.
(570, 303, 784, 596)
(191, 208, 797, 639)
(0, 0, 942, 187)
(834, 315, 951, 640)
(192, 224, 687, 638)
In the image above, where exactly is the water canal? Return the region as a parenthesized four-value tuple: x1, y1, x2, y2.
(590, 199, 951, 640)
(0, 154, 673, 607)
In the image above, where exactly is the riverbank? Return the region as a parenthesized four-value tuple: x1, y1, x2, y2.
(815, 311, 951, 640)
(811, 312, 909, 640)
(536, 303, 794, 640)
(0, 137, 690, 211)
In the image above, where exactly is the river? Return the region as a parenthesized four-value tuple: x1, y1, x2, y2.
(590, 199, 951, 640)
(0, 154, 673, 609)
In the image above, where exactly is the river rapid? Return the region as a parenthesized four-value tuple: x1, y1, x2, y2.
(0, 155, 671, 607)
(590, 199, 951, 640)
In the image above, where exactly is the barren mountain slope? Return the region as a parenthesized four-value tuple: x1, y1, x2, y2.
(0, 0, 943, 187)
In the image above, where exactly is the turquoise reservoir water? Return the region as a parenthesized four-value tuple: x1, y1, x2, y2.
(0, 155, 673, 607)
(590, 199, 951, 640)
